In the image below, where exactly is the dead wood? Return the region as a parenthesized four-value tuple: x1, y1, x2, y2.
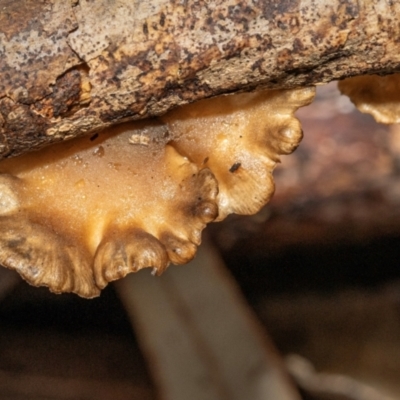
(1, 0, 400, 159)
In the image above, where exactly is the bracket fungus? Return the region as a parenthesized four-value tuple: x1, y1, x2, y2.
(0, 87, 315, 297)
(339, 74, 400, 124)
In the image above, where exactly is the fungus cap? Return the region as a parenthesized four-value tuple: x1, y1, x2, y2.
(0, 87, 314, 297)
(161, 87, 315, 220)
(0, 121, 218, 297)
(339, 74, 400, 124)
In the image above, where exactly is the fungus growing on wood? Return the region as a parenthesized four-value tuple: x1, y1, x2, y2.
(339, 74, 400, 124)
(0, 87, 315, 297)
(161, 87, 315, 220)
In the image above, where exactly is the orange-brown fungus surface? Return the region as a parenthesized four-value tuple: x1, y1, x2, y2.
(162, 88, 315, 220)
(339, 74, 400, 124)
(0, 87, 314, 297)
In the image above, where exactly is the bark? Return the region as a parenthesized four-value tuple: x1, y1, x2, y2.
(0, 0, 399, 159)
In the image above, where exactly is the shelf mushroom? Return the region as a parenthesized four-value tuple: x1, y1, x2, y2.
(0, 87, 315, 297)
(339, 73, 400, 124)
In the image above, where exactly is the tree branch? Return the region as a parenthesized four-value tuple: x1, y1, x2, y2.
(1, 0, 399, 159)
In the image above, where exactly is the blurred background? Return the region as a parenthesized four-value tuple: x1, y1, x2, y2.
(1, 83, 400, 399)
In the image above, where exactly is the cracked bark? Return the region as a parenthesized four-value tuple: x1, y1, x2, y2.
(1, 0, 400, 160)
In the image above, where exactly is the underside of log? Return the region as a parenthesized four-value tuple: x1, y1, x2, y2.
(1, 0, 400, 159)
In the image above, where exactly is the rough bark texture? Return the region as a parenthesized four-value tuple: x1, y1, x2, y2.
(1, 0, 400, 159)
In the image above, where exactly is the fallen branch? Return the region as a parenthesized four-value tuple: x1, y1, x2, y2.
(1, 0, 400, 158)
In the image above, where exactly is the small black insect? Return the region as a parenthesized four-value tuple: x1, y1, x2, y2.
(229, 162, 241, 173)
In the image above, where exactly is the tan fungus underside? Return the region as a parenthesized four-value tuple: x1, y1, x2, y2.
(0, 87, 315, 297)
(339, 74, 400, 124)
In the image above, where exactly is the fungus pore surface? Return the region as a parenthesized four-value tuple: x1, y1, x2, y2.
(339, 74, 400, 124)
(0, 87, 315, 297)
